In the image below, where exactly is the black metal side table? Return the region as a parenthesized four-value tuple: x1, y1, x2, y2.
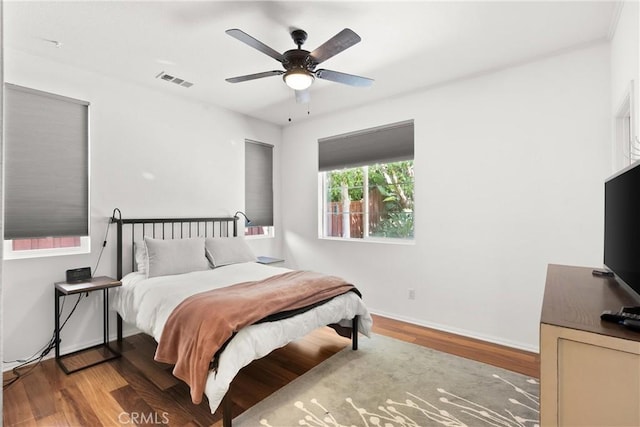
(54, 276, 122, 374)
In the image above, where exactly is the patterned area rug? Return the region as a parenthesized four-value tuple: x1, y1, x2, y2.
(233, 334, 539, 427)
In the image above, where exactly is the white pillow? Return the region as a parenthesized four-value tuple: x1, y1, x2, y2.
(134, 241, 148, 275)
(205, 237, 257, 268)
(144, 237, 209, 278)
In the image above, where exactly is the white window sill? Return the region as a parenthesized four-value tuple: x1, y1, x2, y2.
(318, 236, 415, 246)
(245, 234, 275, 240)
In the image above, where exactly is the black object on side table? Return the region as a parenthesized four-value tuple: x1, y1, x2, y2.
(54, 276, 122, 374)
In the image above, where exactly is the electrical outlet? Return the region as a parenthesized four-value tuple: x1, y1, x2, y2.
(408, 288, 416, 300)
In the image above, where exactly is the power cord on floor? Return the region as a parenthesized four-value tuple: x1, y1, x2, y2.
(3, 292, 84, 389)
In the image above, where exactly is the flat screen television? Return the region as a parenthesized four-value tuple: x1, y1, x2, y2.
(604, 160, 640, 304)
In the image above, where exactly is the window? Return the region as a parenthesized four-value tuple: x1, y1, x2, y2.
(319, 120, 414, 241)
(616, 80, 638, 166)
(244, 140, 274, 237)
(4, 84, 90, 259)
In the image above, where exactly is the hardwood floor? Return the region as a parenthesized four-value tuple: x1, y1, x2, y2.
(3, 314, 539, 426)
(372, 315, 540, 378)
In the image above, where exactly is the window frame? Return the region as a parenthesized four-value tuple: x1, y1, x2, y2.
(615, 80, 638, 165)
(244, 139, 274, 239)
(317, 120, 415, 243)
(319, 161, 415, 243)
(244, 225, 275, 239)
(3, 83, 91, 259)
(4, 236, 91, 260)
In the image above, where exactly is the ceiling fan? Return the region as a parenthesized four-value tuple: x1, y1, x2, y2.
(225, 28, 373, 103)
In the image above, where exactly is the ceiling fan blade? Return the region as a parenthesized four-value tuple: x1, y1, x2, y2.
(226, 70, 284, 83)
(295, 89, 311, 104)
(315, 69, 373, 87)
(226, 29, 284, 63)
(309, 28, 361, 65)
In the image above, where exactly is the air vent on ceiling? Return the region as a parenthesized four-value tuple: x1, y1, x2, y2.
(155, 71, 194, 88)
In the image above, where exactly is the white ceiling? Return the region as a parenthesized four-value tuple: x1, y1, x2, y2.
(5, 1, 617, 125)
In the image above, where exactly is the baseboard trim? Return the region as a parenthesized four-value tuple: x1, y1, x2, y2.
(369, 309, 539, 354)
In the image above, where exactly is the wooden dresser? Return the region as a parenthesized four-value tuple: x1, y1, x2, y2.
(540, 264, 640, 426)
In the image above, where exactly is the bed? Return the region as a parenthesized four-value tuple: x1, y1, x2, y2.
(110, 216, 372, 426)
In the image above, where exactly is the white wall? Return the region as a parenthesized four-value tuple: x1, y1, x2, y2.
(1, 0, 5, 412)
(610, 1, 640, 170)
(2, 48, 282, 367)
(3, 20, 629, 368)
(281, 43, 611, 352)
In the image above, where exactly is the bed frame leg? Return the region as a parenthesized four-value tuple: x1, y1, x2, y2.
(117, 314, 123, 343)
(222, 392, 232, 427)
(352, 315, 359, 350)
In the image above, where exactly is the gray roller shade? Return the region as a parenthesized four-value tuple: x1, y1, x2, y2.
(4, 84, 89, 239)
(318, 120, 414, 171)
(245, 140, 273, 227)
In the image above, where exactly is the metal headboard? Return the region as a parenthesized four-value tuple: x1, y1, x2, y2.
(115, 216, 238, 280)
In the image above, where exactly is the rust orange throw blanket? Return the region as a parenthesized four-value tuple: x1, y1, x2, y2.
(154, 271, 357, 404)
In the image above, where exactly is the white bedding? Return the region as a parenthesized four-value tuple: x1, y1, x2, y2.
(110, 262, 373, 413)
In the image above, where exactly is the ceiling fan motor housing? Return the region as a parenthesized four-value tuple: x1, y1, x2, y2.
(283, 49, 315, 71)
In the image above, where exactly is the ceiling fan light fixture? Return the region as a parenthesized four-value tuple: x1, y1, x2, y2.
(283, 69, 314, 90)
